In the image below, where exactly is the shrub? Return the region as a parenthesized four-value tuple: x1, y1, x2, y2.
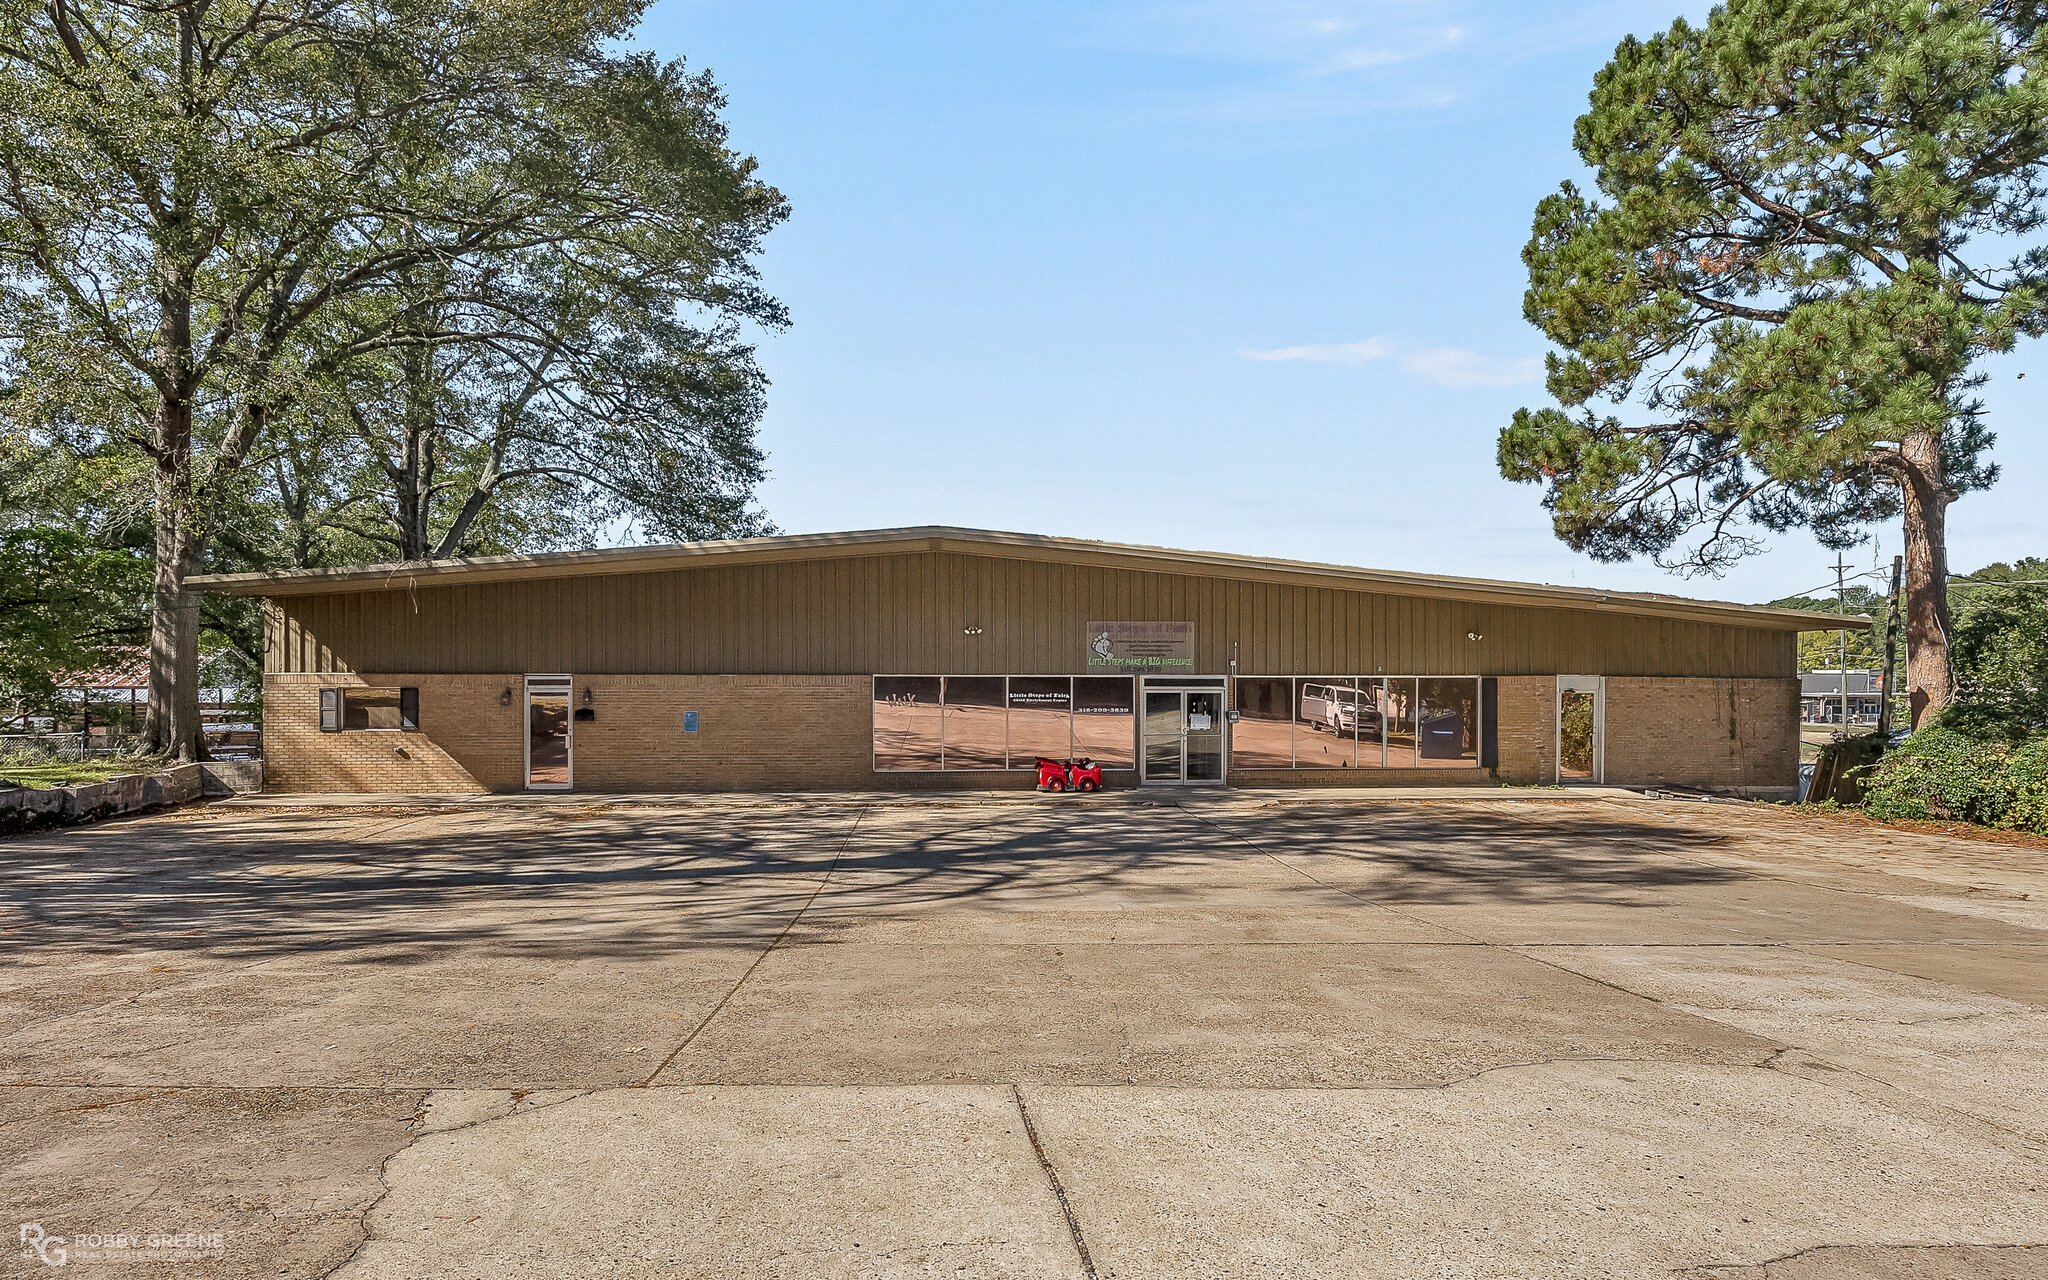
(2004, 736, 2048, 835)
(1862, 727, 2008, 825)
(1861, 726, 2048, 835)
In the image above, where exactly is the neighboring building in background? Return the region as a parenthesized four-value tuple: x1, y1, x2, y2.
(1800, 669, 1885, 724)
(47, 647, 258, 751)
(190, 526, 1850, 796)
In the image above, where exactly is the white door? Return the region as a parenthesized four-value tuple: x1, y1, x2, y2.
(524, 674, 574, 791)
(1555, 675, 1604, 784)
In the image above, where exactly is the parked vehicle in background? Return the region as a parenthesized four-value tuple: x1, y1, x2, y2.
(1300, 683, 1367, 735)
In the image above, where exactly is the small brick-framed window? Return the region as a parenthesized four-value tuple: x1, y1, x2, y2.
(342, 687, 419, 731)
(319, 688, 342, 732)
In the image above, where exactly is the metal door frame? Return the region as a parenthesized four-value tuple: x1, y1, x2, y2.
(1140, 676, 1228, 786)
(524, 673, 574, 792)
(1555, 675, 1604, 785)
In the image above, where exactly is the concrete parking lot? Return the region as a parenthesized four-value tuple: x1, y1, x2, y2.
(4, 794, 2045, 1279)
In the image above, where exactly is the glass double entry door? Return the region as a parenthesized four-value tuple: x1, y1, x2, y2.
(1142, 678, 1226, 784)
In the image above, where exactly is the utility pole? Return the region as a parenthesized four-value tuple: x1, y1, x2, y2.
(1833, 553, 1851, 729)
(1878, 555, 1903, 738)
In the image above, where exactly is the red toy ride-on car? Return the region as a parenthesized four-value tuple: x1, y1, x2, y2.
(1035, 757, 1103, 793)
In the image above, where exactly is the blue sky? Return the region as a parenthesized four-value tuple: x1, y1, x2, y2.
(640, 0, 2048, 604)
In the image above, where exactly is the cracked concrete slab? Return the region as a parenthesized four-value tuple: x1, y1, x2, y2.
(6, 798, 2046, 1278)
(333, 1085, 1087, 1280)
(1520, 944, 2048, 1145)
(0, 1085, 422, 1280)
(1018, 1064, 2048, 1280)
(1792, 942, 2048, 1007)
(656, 941, 1773, 1087)
(1683, 1244, 2048, 1277)
(1, 939, 776, 1088)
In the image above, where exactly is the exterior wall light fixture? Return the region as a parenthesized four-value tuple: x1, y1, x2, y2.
(499, 687, 513, 706)
(581, 686, 594, 706)
(962, 626, 983, 636)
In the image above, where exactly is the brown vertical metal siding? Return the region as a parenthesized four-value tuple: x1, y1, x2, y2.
(267, 549, 1795, 679)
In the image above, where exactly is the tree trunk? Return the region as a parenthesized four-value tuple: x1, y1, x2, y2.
(144, 551, 202, 762)
(1898, 431, 1954, 729)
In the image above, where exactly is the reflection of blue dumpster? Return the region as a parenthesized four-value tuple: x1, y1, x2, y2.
(1420, 711, 1464, 759)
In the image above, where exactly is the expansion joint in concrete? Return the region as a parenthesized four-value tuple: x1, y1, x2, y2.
(1010, 1083, 1097, 1279)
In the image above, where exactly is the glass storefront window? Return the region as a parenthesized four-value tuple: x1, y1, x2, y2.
(1231, 678, 1293, 768)
(1382, 677, 1419, 767)
(1355, 678, 1389, 768)
(871, 673, 1483, 775)
(1296, 679, 1358, 769)
(942, 677, 1007, 769)
(1006, 677, 1072, 764)
(1418, 677, 1480, 767)
(1072, 676, 1135, 768)
(873, 676, 943, 771)
(1233, 675, 1484, 770)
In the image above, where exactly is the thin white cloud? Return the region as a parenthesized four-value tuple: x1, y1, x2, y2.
(1237, 337, 1394, 364)
(1311, 26, 1467, 76)
(1398, 347, 1542, 387)
(1083, 3, 1474, 120)
(1238, 336, 1541, 386)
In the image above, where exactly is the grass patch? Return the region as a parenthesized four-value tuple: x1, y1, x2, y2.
(0, 756, 176, 789)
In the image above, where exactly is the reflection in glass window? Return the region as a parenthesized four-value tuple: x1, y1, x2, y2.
(1355, 678, 1389, 768)
(1383, 677, 1419, 767)
(1231, 678, 1293, 768)
(942, 677, 1007, 769)
(1072, 676, 1135, 768)
(1296, 679, 1357, 769)
(344, 687, 405, 730)
(1007, 677, 1072, 764)
(874, 676, 943, 770)
(1419, 677, 1480, 766)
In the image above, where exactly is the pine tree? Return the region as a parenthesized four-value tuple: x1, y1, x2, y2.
(1501, 0, 2048, 727)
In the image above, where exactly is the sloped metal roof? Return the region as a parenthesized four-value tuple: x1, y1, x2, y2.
(186, 525, 1861, 632)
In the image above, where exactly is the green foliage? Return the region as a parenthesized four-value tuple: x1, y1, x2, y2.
(1502, 0, 2048, 573)
(0, 752, 172, 790)
(1944, 559, 2048, 736)
(2006, 736, 2048, 834)
(1862, 725, 2048, 834)
(0, 0, 789, 752)
(1560, 694, 1596, 774)
(0, 528, 150, 712)
(1763, 587, 1882, 671)
(1796, 629, 1881, 673)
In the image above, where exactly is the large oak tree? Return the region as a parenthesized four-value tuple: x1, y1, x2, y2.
(0, 0, 785, 758)
(1500, 0, 2048, 726)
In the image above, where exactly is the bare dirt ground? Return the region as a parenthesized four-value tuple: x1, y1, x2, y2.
(3, 794, 2045, 1278)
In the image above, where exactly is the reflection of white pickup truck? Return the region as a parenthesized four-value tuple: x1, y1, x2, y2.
(1299, 683, 1366, 734)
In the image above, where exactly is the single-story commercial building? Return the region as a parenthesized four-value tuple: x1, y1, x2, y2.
(1801, 669, 1887, 725)
(190, 526, 1858, 795)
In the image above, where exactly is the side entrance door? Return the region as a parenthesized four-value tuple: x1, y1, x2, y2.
(1555, 675, 1604, 785)
(525, 674, 574, 791)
